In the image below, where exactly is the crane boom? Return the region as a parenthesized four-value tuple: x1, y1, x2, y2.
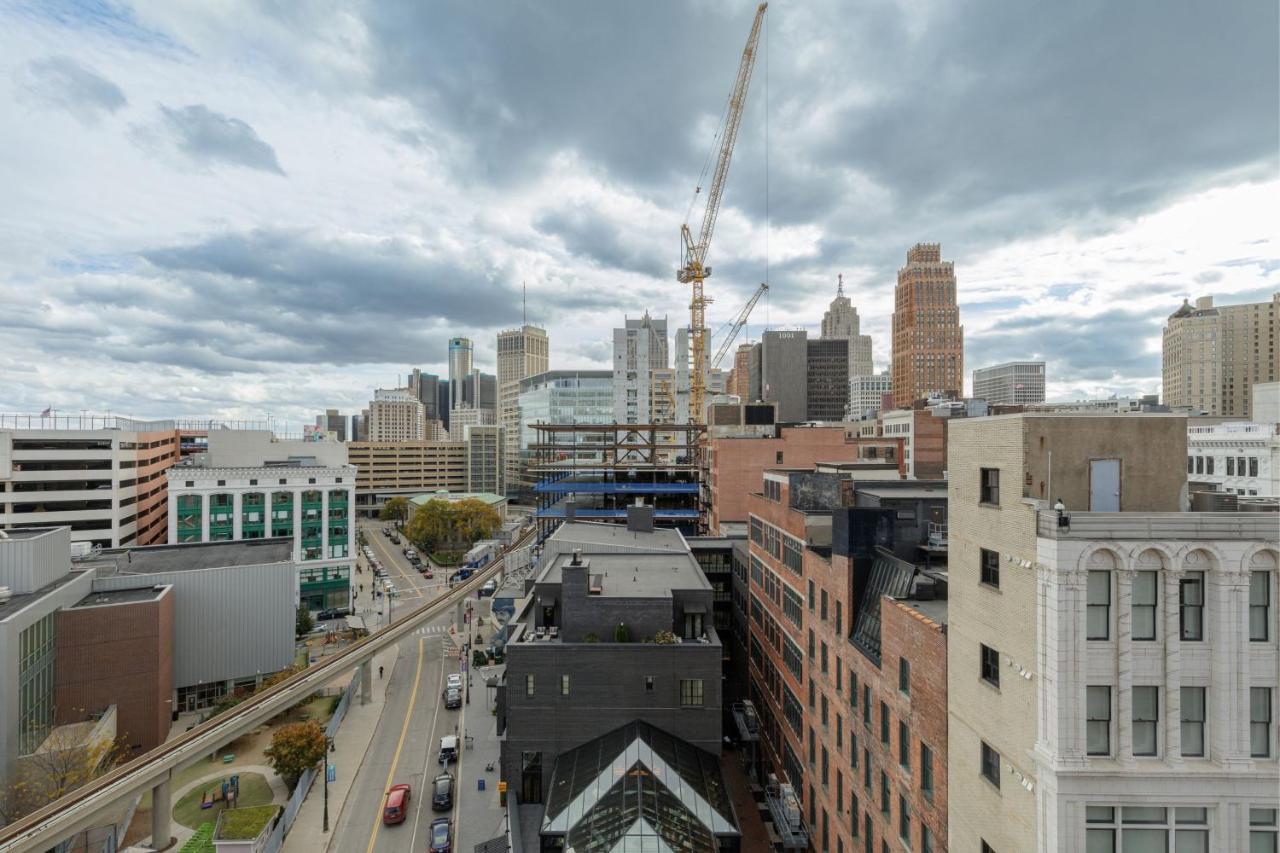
(711, 282, 769, 369)
(678, 2, 766, 425)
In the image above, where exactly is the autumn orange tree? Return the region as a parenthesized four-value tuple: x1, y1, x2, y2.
(264, 719, 327, 791)
(406, 498, 501, 552)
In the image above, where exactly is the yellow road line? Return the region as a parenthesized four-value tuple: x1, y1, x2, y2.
(365, 637, 425, 853)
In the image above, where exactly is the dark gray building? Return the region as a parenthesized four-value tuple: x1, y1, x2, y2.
(805, 337, 849, 421)
(499, 518, 722, 805)
(407, 369, 443, 420)
(749, 330, 809, 422)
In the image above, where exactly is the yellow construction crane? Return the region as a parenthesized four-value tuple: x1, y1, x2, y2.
(711, 281, 769, 369)
(678, 1, 767, 425)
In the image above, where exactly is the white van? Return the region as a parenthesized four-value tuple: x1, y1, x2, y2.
(438, 735, 458, 765)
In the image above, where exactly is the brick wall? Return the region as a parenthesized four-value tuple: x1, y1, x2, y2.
(55, 590, 173, 757)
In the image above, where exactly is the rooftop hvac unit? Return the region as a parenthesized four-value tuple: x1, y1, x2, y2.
(69, 541, 93, 559)
(0, 586, 10, 604)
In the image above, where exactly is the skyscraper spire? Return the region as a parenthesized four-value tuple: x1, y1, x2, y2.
(837, 273, 844, 296)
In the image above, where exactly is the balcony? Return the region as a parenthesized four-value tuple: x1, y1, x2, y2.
(1037, 511, 1278, 541)
(763, 780, 808, 849)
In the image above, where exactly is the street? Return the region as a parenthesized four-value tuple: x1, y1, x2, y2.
(325, 521, 476, 853)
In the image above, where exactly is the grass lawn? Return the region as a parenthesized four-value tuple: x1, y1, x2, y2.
(215, 804, 280, 840)
(172, 771, 275, 830)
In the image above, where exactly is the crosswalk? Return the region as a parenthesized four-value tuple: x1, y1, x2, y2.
(411, 624, 450, 636)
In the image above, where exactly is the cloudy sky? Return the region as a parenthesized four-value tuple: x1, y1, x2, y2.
(1, 0, 1276, 427)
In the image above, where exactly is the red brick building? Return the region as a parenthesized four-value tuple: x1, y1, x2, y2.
(744, 468, 948, 853)
(55, 586, 174, 757)
(710, 426, 903, 535)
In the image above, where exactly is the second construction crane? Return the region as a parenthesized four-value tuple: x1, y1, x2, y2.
(678, 2, 767, 425)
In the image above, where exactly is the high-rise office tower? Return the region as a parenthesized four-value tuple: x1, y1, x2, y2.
(747, 331, 809, 422)
(1163, 293, 1279, 418)
(367, 388, 426, 441)
(408, 369, 442, 420)
(315, 409, 348, 442)
(612, 312, 669, 424)
(497, 325, 550, 496)
(448, 337, 473, 414)
(972, 361, 1046, 405)
(820, 273, 874, 378)
(731, 343, 753, 400)
(891, 243, 964, 407)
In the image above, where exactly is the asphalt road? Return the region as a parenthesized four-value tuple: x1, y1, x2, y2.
(326, 523, 470, 853)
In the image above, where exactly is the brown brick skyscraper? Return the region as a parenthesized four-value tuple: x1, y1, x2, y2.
(891, 243, 964, 407)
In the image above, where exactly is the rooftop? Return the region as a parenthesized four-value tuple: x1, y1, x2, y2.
(86, 539, 294, 575)
(1036, 511, 1278, 540)
(0, 527, 60, 540)
(542, 551, 709, 597)
(410, 490, 506, 507)
(0, 571, 87, 621)
(856, 485, 948, 500)
(72, 586, 169, 608)
(547, 520, 688, 553)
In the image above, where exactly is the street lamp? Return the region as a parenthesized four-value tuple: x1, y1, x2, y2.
(322, 734, 335, 832)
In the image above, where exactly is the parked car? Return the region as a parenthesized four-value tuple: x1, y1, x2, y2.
(449, 568, 475, 582)
(389, 534, 401, 544)
(444, 687, 461, 709)
(429, 818, 452, 853)
(438, 735, 458, 764)
(404, 547, 417, 559)
(431, 773, 454, 811)
(479, 580, 497, 597)
(316, 607, 350, 621)
(383, 783, 411, 825)
(421, 567, 434, 579)
(446, 674, 463, 691)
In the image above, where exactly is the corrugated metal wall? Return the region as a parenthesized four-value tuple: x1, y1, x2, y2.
(92, 561, 295, 687)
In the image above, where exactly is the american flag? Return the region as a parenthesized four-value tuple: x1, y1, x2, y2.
(40, 407, 51, 417)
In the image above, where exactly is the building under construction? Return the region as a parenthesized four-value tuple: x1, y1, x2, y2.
(530, 423, 705, 537)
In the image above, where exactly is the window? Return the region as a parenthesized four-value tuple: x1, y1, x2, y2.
(822, 746, 830, 785)
(899, 657, 911, 695)
(980, 741, 1000, 788)
(1181, 687, 1205, 757)
(1251, 571, 1272, 642)
(822, 694, 830, 727)
(920, 743, 933, 798)
(810, 679, 816, 709)
(809, 580, 816, 611)
(644, 675, 655, 692)
(1088, 571, 1111, 640)
(560, 675, 570, 696)
(879, 771, 889, 815)
(921, 825, 934, 853)
(1206, 456, 1215, 475)
(809, 629, 816, 660)
(1087, 686, 1112, 756)
(1087, 806, 1209, 853)
(979, 467, 1000, 505)
(1251, 457, 1260, 477)
(680, 679, 705, 707)
(898, 721, 910, 769)
(1252, 808, 1278, 853)
(1228, 456, 1237, 475)
(1132, 571, 1157, 641)
(880, 702, 890, 746)
(525, 674, 535, 697)
(980, 644, 1000, 688)
(1180, 573, 1204, 640)
(1132, 686, 1159, 756)
(980, 548, 1000, 588)
(836, 601, 843, 635)
(1252, 687, 1273, 758)
(822, 642, 829, 674)
(899, 795, 910, 846)
(863, 749, 871, 790)
(863, 686, 871, 726)
(837, 716, 844, 750)
(821, 589, 829, 620)
(810, 728, 817, 765)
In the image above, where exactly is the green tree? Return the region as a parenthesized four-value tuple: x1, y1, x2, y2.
(405, 497, 502, 554)
(453, 498, 502, 544)
(295, 605, 314, 637)
(0, 724, 121, 823)
(264, 720, 327, 790)
(380, 496, 411, 525)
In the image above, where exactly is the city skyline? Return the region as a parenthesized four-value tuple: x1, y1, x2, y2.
(1, 2, 1276, 424)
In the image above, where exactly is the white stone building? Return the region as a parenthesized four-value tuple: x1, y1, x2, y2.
(1034, 514, 1278, 852)
(819, 275, 874, 378)
(612, 312, 669, 424)
(972, 360, 1046, 405)
(1188, 420, 1280, 498)
(846, 371, 892, 420)
(166, 430, 355, 610)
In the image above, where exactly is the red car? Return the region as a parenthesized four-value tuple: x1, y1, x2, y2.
(383, 783, 411, 825)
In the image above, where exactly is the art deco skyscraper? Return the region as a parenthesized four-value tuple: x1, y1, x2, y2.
(497, 325, 549, 496)
(820, 273, 874, 378)
(891, 243, 964, 407)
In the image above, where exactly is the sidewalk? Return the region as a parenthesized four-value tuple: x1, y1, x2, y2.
(455, 660, 507, 853)
(281, 644, 400, 853)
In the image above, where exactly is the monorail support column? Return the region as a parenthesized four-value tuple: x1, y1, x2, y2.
(361, 660, 372, 705)
(151, 770, 173, 849)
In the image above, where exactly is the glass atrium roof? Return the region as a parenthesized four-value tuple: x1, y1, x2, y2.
(542, 721, 739, 853)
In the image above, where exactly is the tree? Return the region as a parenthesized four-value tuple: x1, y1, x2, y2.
(264, 720, 327, 790)
(295, 605, 314, 637)
(406, 498, 502, 553)
(0, 724, 120, 823)
(380, 496, 411, 525)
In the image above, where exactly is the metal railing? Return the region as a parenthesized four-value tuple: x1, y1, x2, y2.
(0, 527, 535, 852)
(1036, 511, 1279, 540)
